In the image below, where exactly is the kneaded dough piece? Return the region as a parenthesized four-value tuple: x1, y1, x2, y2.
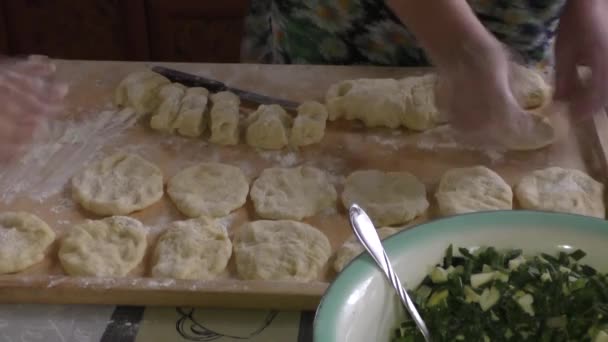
(436, 166, 513, 216)
(509, 64, 551, 110)
(515, 167, 605, 218)
(72, 153, 164, 216)
(246, 104, 293, 150)
(326, 78, 405, 128)
(250, 166, 337, 220)
(114, 71, 170, 115)
(334, 227, 397, 272)
(150, 83, 186, 133)
(496, 112, 555, 151)
(342, 170, 429, 226)
(233, 220, 331, 281)
(0, 212, 56, 274)
(167, 162, 249, 218)
(151, 216, 232, 280)
(172, 87, 209, 137)
(290, 101, 328, 146)
(209, 91, 241, 145)
(400, 74, 446, 131)
(58, 216, 147, 277)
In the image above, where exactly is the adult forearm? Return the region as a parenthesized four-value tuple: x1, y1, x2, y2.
(386, 1, 500, 69)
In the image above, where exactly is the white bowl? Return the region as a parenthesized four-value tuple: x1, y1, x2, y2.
(314, 210, 608, 342)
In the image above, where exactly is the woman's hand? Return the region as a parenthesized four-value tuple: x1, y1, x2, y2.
(0, 55, 67, 161)
(555, 0, 608, 119)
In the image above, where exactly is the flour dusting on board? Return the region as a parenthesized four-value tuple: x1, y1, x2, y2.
(0, 109, 137, 204)
(415, 125, 506, 162)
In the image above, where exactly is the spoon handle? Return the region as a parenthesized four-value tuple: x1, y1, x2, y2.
(349, 204, 432, 342)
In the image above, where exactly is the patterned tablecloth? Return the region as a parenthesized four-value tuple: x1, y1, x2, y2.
(0, 305, 313, 342)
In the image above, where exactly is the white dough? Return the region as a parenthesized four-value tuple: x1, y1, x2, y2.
(509, 64, 551, 110)
(150, 83, 186, 133)
(114, 71, 170, 115)
(233, 220, 331, 281)
(401, 74, 446, 130)
(290, 101, 328, 146)
(436, 166, 513, 216)
(250, 166, 337, 220)
(0, 212, 56, 274)
(246, 104, 293, 150)
(334, 227, 398, 272)
(151, 216, 232, 280)
(167, 162, 249, 218)
(342, 170, 429, 226)
(58, 216, 147, 277)
(515, 167, 605, 218)
(72, 153, 164, 216)
(173, 87, 209, 137)
(326, 78, 405, 128)
(209, 91, 241, 145)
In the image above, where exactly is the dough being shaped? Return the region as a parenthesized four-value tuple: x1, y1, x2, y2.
(334, 227, 397, 272)
(496, 112, 555, 151)
(326, 78, 405, 128)
(250, 166, 337, 220)
(173, 87, 209, 137)
(209, 91, 241, 145)
(0, 212, 55, 274)
(233, 220, 331, 281)
(167, 162, 249, 218)
(436, 166, 513, 216)
(509, 64, 551, 110)
(72, 153, 164, 216)
(515, 167, 605, 218)
(114, 71, 170, 115)
(342, 170, 429, 226)
(151, 216, 232, 280)
(58, 216, 147, 277)
(246, 104, 293, 150)
(150, 83, 186, 133)
(401, 74, 447, 131)
(290, 101, 328, 146)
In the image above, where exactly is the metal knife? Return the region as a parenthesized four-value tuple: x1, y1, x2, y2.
(150, 66, 300, 111)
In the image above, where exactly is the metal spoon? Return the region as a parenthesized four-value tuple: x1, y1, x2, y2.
(348, 204, 432, 342)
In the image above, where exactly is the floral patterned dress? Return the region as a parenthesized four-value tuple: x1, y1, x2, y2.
(240, 0, 567, 67)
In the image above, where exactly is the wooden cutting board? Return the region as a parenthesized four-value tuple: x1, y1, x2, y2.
(0, 60, 605, 310)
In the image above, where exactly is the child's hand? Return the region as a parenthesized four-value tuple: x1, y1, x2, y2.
(0, 55, 68, 161)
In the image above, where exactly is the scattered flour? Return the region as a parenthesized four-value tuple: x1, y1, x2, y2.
(257, 150, 300, 167)
(0, 109, 138, 204)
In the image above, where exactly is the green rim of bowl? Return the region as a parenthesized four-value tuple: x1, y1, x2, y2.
(313, 210, 608, 342)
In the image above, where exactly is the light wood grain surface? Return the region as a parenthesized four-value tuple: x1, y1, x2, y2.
(0, 60, 602, 310)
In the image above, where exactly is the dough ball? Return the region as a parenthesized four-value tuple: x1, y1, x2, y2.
(342, 170, 429, 226)
(400, 74, 446, 131)
(290, 101, 328, 146)
(72, 153, 164, 216)
(436, 166, 513, 216)
(167, 162, 249, 218)
(173, 87, 209, 137)
(509, 64, 551, 110)
(0, 212, 55, 274)
(250, 166, 337, 220)
(233, 220, 331, 281)
(325, 78, 405, 128)
(209, 91, 241, 146)
(114, 71, 170, 115)
(334, 227, 397, 273)
(151, 216, 232, 280)
(58, 216, 147, 277)
(246, 104, 293, 150)
(150, 83, 186, 133)
(515, 167, 605, 218)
